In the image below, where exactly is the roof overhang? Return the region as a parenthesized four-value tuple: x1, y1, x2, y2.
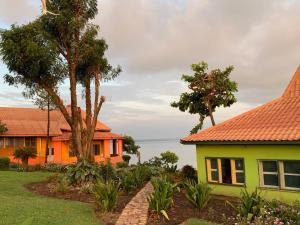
(181, 140, 300, 145)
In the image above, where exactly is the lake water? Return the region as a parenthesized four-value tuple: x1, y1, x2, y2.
(129, 138, 197, 168)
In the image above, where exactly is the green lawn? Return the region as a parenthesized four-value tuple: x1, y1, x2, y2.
(186, 218, 219, 225)
(0, 171, 100, 225)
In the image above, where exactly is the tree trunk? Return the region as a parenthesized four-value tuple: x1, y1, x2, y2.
(45, 96, 50, 163)
(207, 102, 216, 126)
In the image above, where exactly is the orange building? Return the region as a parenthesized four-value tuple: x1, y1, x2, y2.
(0, 107, 123, 165)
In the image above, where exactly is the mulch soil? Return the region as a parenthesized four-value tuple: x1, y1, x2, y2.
(26, 177, 141, 225)
(147, 191, 239, 225)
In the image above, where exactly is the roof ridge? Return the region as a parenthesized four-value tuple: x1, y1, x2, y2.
(282, 65, 300, 98)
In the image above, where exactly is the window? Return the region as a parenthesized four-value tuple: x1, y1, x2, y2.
(25, 137, 36, 149)
(206, 158, 245, 185)
(259, 160, 300, 190)
(93, 144, 100, 156)
(0, 138, 4, 149)
(110, 140, 118, 156)
(15, 137, 25, 148)
(5, 138, 14, 148)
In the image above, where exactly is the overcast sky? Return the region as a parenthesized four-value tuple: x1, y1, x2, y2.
(0, 0, 299, 139)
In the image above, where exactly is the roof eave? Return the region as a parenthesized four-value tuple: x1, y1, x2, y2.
(181, 140, 300, 145)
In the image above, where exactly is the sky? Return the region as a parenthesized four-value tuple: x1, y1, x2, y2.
(0, 0, 299, 139)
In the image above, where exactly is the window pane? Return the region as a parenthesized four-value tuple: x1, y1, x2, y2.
(235, 159, 244, 170)
(210, 159, 218, 169)
(5, 138, 14, 148)
(15, 138, 24, 147)
(262, 161, 278, 172)
(211, 171, 219, 181)
(263, 174, 279, 186)
(284, 175, 300, 189)
(94, 144, 100, 156)
(0, 138, 3, 148)
(236, 172, 245, 184)
(284, 161, 300, 174)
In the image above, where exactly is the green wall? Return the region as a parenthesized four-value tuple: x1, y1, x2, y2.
(196, 144, 300, 203)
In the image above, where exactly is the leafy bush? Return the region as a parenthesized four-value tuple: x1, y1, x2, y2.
(99, 160, 117, 183)
(122, 154, 131, 163)
(185, 181, 212, 209)
(119, 170, 136, 193)
(51, 176, 69, 193)
(132, 165, 152, 187)
(227, 188, 263, 222)
(79, 182, 95, 194)
(13, 147, 37, 167)
(41, 163, 66, 172)
(181, 165, 197, 182)
(93, 180, 119, 212)
(66, 160, 101, 184)
(160, 151, 179, 172)
(116, 161, 128, 169)
(0, 156, 10, 170)
(148, 176, 180, 220)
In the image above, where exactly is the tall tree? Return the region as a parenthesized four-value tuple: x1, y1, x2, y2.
(0, 121, 8, 134)
(171, 61, 237, 134)
(123, 135, 141, 164)
(0, 0, 120, 162)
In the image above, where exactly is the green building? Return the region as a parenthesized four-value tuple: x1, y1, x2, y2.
(182, 66, 300, 203)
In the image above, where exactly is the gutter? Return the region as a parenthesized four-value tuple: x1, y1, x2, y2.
(180, 140, 300, 145)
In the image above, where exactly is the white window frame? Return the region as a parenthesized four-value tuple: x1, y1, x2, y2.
(259, 160, 300, 191)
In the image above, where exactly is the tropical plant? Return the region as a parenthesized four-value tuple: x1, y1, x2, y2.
(41, 163, 66, 172)
(184, 181, 212, 209)
(181, 165, 198, 182)
(171, 61, 238, 133)
(0, 120, 8, 134)
(93, 180, 119, 212)
(132, 165, 152, 187)
(0, 156, 10, 170)
(65, 160, 100, 184)
(13, 147, 37, 168)
(99, 160, 117, 183)
(0, 0, 121, 162)
(227, 188, 264, 222)
(148, 176, 180, 220)
(123, 135, 141, 164)
(116, 161, 128, 169)
(52, 176, 69, 193)
(119, 170, 136, 193)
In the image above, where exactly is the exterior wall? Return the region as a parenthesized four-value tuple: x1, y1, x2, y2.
(196, 144, 300, 204)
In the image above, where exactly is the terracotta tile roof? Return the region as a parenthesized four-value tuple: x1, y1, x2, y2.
(182, 66, 300, 143)
(0, 107, 111, 137)
(52, 131, 123, 141)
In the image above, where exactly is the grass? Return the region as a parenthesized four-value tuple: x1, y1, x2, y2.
(0, 171, 100, 225)
(186, 218, 219, 225)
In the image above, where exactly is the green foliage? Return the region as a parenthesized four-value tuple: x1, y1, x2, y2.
(0, 120, 8, 134)
(99, 160, 117, 183)
(186, 218, 218, 225)
(93, 180, 119, 212)
(227, 188, 264, 222)
(66, 160, 100, 184)
(116, 161, 128, 169)
(148, 176, 180, 220)
(13, 147, 37, 167)
(122, 154, 131, 163)
(132, 165, 152, 187)
(123, 135, 140, 155)
(0, 156, 10, 170)
(41, 163, 66, 172)
(160, 151, 179, 173)
(52, 176, 69, 193)
(184, 181, 212, 209)
(181, 165, 198, 182)
(119, 170, 136, 193)
(171, 61, 238, 133)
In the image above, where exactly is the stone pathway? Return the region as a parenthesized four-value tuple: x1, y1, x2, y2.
(115, 182, 153, 225)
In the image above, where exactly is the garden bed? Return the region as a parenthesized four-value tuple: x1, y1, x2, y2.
(26, 177, 141, 225)
(147, 191, 239, 225)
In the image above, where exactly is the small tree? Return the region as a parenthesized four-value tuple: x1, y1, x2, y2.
(160, 151, 179, 172)
(123, 135, 141, 164)
(171, 61, 238, 134)
(0, 121, 8, 134)
(13, 147, 37, 168)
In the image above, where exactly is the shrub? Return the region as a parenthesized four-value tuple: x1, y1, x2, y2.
(181, 165, 197, 182)
(185, 181, 212, 209)
(66, 160, 101, 184)
(122, 154, 131, 163)
(0, 156, 10, 170)
(132, 165, 152, 187)
(79, 182, 95, 194)
(99, 160, 117, 182)
(116, 161, 128, 169)
(119, 170, 136, 193)
(93, 180, 119, 212)
(148, 176, 180, 220)
(52, 176, 69, 193)
(13, 147, 37, 167)
(160, 151, 178, 173)
(227, 188, 263, 222)
(41, 163, 66, 172)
